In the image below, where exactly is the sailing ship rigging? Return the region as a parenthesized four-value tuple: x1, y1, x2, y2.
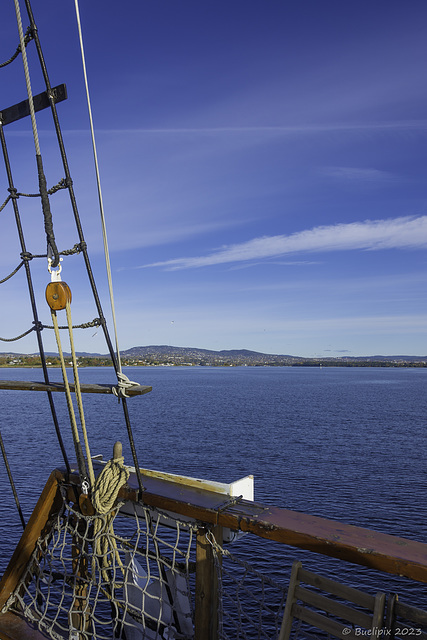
(0, 1, 427, 639)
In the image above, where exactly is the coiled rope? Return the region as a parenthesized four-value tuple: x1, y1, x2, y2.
(91, 442, 130, 580)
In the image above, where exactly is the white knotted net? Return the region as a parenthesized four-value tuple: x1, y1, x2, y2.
(3, 486, 195, 640)
(1, 483, 288, 640)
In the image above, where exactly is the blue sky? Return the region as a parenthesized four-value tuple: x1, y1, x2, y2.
(1, 0, 426, 357)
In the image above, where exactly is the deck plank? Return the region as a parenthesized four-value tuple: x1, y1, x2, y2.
(0, 612, 53, 640)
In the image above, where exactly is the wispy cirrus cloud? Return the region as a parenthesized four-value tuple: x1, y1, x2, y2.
(320, 166, 395, 183)
(92, 120, 427, 136)
(142, 215, 427, 270)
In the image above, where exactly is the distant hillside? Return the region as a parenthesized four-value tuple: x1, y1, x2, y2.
(0, 346, 425, 367)
(121, 345, 426, 361)
(116, 346, 426, 367)
(122, 345, 275, 357)
(344, 355, 427, 362)
(120, 345, 299, 365)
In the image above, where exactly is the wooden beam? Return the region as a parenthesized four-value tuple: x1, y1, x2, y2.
(195, 525, 222, 640)
(112, 468, 427, 584)
(0, 379, 151, 397)
(228, 505, 427, 583)
(0, 84, 67, 126)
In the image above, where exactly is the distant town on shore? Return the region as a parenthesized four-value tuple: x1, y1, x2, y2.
(0, 346, 426, 368)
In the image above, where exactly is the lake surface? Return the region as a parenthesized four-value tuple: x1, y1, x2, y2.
(1, 365, 426, 609)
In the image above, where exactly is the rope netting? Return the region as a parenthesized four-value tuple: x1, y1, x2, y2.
(2, 487, 196, 639)
(1, 481, 290, 640)
(5, 475, 426, 640)
(207, 531, 287, 640)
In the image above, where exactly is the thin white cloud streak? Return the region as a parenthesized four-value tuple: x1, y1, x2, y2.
(227, 260, 321, 271)
(143, 216, 427, 270)
(7, 120, 420, 136)
(321, 166, 394, 183)
(90, 120, 427, 135)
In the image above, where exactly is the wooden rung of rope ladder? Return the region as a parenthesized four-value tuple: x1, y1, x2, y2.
(0, 379, 151, 397)
(0, 84, 67, 127)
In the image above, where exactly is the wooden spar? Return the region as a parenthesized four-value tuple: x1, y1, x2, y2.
(0, 379, 151, 397)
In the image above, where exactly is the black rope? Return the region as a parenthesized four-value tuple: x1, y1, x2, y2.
(0, 243, 88, 290)
(0, 429, 26, 529)
(0, 27, 33, 69)
(0, 316, 101, 338)
(60, 241, 86, 256)
(23, 0, 145, 496)
(23, 0, 119, 368)
(47, 177, 68, 194)
(0, 122, 71, 475)
(2, 0, 145, 496)
(0, 194, 11, 212)
(16, 243, 86, 262)
(36, 154, 59, 267)
(10, 177, 69, 199)
(42, 317, 102, 330)
(0, 325, 35, 342)
(0, 260, 25, 284)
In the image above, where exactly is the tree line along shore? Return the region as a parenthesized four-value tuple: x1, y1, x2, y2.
(0, 354, 425, 368)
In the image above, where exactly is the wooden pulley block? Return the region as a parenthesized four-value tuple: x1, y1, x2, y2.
(79, 493, 95, 516)
(45, 281, 72, 310)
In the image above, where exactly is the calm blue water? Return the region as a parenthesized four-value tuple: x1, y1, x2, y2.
(1, 366, 426, 606)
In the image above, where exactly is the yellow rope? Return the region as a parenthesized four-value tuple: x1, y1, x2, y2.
(53, 303, 128, 579)
(51, 303, 95, 488)
(51, 310, 81, 456)
(92, 457, 129, 513)
(65, 300, 95, 487)
(91, 453, 130, 580)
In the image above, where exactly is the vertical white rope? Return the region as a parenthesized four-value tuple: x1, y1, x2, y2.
(73, 0, 123, 375)
(13, 0, 41, 155)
